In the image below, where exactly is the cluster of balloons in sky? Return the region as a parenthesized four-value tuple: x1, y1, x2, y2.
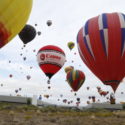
(1, 0, 125, 94)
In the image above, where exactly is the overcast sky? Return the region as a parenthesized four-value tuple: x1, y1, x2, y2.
(0, 0, 125, 106)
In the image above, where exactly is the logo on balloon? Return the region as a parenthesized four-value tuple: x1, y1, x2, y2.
(40, 54, 45, 60)
(46, 54, 61, 60)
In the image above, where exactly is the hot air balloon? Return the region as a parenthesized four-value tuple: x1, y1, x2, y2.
(26, 75, 31, 80)
(48, 86, 51, 89)
(47, 20, 52, 26)
(35, 24, 37, 26)
(64, 66, 74, 74)
(66, 70, 85, 91)
(67, 42, 75, 50)
(63, 99, 67, 103)
(0, 0, 32, 48)
(19, 24, 36, 44)
(9, 74, 13, 78)
(87, 86, 90, 90)
(91, 96, 96, 103)
(77, 12, 125, 92)
(44, 95, 49, 98)
(97, 87, 109, 97)
(37, 31, 41, 36)
(15, 89, 18, 93)
(76, 97, 80, 102)
(88, 96, 91, 99)
(19, 88, 22, 91)
(37, 45, 66, 83)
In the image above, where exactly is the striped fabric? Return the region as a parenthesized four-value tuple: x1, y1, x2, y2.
(77, 12, 125, 92)
(37, 45, 66, 79)
(66, 70, 85, 91)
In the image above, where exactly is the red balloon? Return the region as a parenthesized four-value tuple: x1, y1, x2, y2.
(37, 45, 66, 80)
(77, 12, 125, 92)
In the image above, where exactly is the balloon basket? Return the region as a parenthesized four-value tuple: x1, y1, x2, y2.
(47, 79, 50, 84)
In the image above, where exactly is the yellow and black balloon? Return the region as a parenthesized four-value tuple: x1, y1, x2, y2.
(0, 0, 33, 48)
(67, 41, 75, 50)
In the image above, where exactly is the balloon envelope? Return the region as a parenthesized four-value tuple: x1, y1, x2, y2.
(67, 42, 75, 50)
(64, 66, 74, 74)
(77, 12, 125, 92)
(47, 20, 52, 26)
(66, 70, 85, 91)
(37, 45, 66, 79)
(0, 0, 32, 48)
(19, 24, 36, 44)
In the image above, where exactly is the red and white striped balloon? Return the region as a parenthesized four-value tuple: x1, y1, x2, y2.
(37, 45, 66, 80)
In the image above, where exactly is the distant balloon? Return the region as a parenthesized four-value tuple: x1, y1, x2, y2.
(87, 86, 90, 90)
(19, 88, 22, 91)
(64, 66, 74, 74)
(15, 90, 18, 93)
(77, 98, 80, 102)
(106, 97, 109, 100)
(33, 49, 36, 52)
(44, 95, 49, 98)
(60, 94, 63, 98)
(20, 53, 23, 56)
(63, 99, 67, 103)
(19, 24, 36, 44)
(9, 74, 13, 78)
(47, 20, 52, 26)
(92, 96, 96, 103)
(97, 87, 109, 97)
(68, 102, 70, 104)
(37, 45, 66, 82)
(67, 42, 75, 50)
(66, 70, 85, 91)
(88, 96, 91, 99)
(37, 31, 41, 36)
(23, 57, 26, 61)
(77, 12, 125, 92)
(48, 86, 51, 89)
(30, 66, 33, 69)
(26, 75, 31, 80)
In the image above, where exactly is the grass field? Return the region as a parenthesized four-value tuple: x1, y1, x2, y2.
(0, 102, 125, 125)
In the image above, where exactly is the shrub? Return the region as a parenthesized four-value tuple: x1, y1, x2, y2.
(26, 98, 32, 105)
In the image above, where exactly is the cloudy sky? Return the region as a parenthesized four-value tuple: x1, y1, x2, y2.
(0, 0, 125, 106)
